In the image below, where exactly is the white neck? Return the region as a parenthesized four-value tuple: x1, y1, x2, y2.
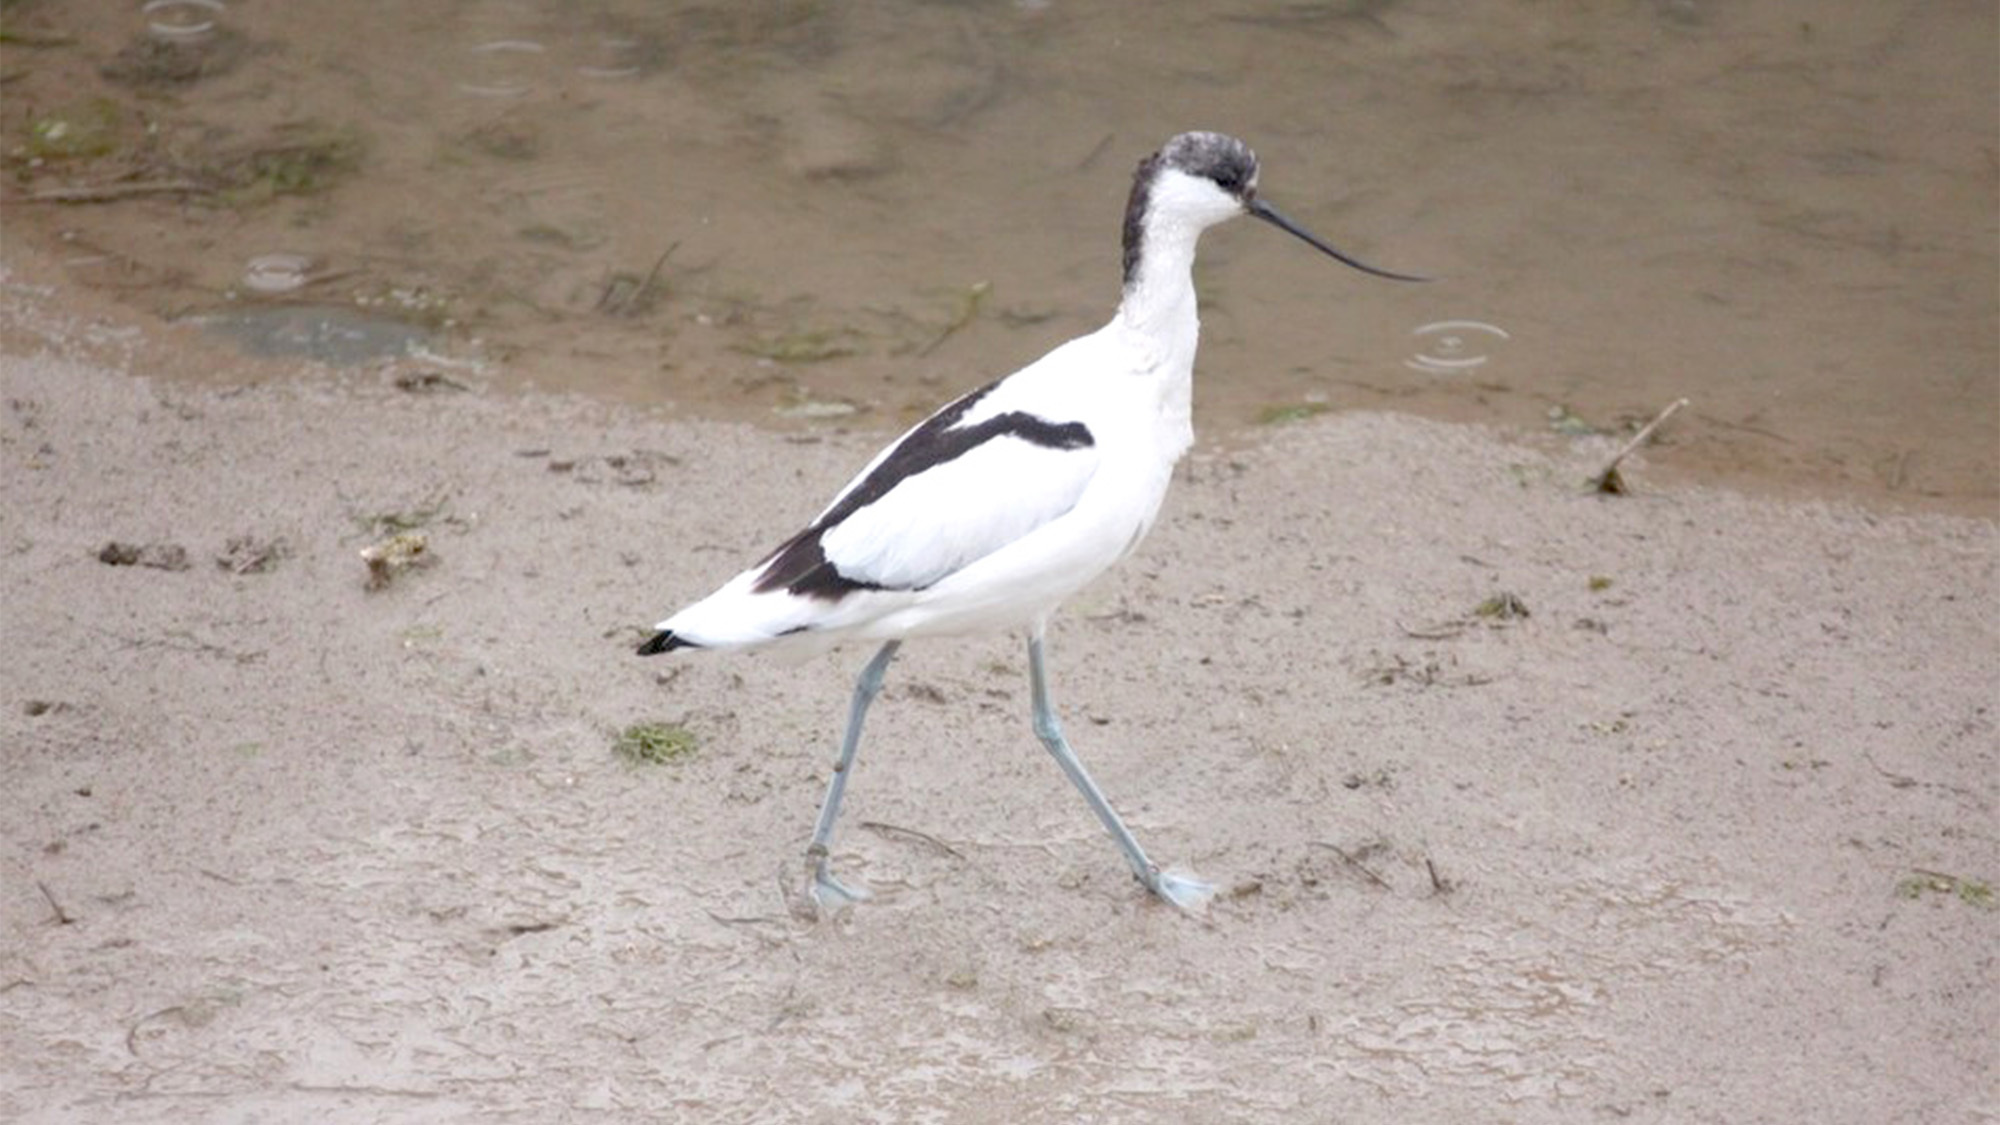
(1113, 215, 1203, 371)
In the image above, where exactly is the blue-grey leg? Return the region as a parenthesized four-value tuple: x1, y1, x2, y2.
(1027, 630, 1212, 911)
(803, 640, 901, 911)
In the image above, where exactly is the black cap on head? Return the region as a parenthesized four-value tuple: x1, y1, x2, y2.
(1156, 132, 1260, 199)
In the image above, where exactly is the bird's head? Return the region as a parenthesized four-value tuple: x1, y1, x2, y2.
(1123, 131, 1427, 286)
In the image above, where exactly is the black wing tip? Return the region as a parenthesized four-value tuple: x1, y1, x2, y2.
(636, 630, 695, 656)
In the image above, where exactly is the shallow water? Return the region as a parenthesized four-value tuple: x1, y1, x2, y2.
(2, 0, 1993, 511)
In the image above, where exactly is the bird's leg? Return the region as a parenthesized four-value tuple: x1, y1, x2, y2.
(801, 640, 901, 913)
(1026, 632, 1212, 912)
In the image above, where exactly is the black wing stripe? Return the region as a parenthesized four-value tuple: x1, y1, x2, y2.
(753, 384, 1095, 600)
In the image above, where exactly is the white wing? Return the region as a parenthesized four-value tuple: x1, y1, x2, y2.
(818, 427, 1100, 590)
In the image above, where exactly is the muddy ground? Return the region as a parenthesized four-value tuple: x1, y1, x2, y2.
(0, 276, 1994, 1123)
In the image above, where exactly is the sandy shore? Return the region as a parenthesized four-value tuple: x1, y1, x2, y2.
(1, 317, 1993, 1122)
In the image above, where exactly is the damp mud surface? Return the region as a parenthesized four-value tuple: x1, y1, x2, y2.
(0, 0, 1994, 514)
(1, 272, 1994, 1121)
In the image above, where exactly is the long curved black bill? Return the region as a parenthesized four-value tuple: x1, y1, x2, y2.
(1247, 198, 1430, 283)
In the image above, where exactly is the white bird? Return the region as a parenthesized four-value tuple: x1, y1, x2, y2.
(639, 131, 1422, 913)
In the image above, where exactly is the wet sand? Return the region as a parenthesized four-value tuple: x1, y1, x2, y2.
(1, 273, 1993, 1121)
(1, 0, 1994, 511)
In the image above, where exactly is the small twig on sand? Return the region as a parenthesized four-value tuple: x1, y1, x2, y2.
(1426, 857, 1453, 896)
(1593, 397, 1689, 494)
(36, 881, 73, 925)
(1862, 750, 1919, 789)
(916, 280, 991, 357)
(26, 180, 209, 204)
(1312, 842, 1391, 890)
(861, 820, 964, 859)
(596, 242, 678, 316)
(0, 29, 78, 47)
(1397, 619, 1467, 640)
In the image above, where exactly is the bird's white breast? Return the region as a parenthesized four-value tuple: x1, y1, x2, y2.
(853, 318, 1195, 640)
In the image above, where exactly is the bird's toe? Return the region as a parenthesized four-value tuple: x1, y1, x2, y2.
(1146, 867, 1215, 914)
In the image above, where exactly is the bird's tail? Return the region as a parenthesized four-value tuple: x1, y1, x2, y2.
(636, 630, 697, 656)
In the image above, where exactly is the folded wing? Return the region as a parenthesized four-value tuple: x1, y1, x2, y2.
(754, 381, 1100, 599)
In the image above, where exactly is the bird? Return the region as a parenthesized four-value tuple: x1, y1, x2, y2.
(638, 131, 1423, 914)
